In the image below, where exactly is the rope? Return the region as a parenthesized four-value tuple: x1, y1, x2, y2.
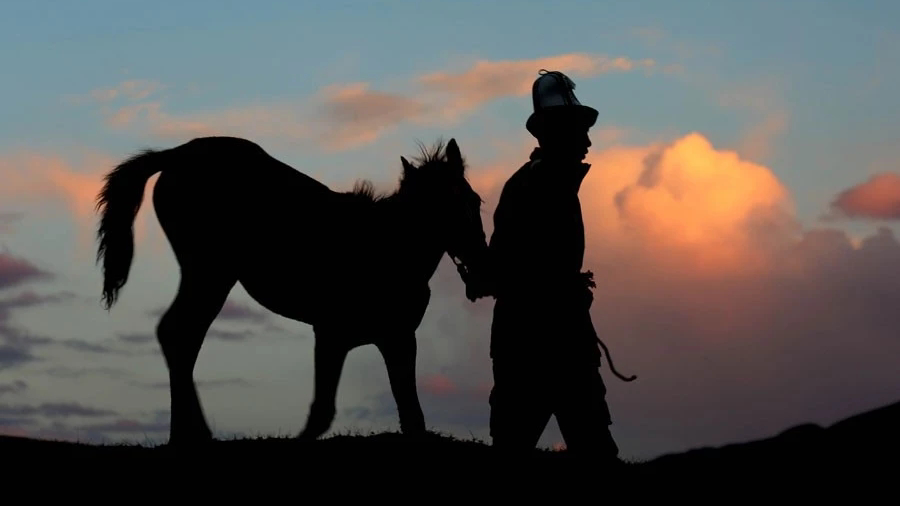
(597, 335, 637, 382)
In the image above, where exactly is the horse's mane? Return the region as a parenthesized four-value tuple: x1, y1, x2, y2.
(344, 138, 463, 205)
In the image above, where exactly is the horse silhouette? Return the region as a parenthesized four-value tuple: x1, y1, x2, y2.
(94, 135, 490, 445)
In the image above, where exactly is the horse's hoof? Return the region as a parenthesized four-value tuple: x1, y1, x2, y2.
(400, 416, 427, 437)
(166, 436, 214, 449)
(296, 422, 329, 441)
(296, 430, 323, 442)
(400, 425, 428, 439)
(167, 426, 214, 448)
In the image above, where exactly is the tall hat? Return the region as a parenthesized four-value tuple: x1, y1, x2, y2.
(525, 69, 598, 138)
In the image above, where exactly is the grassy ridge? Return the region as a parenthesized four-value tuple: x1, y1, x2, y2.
(3, 398, 895, 489)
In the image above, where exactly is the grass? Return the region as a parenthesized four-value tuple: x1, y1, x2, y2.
(3, 398, 895, 493)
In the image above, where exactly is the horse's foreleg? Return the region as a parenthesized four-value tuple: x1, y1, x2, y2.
(298, 333, 349, 440)
(378, 335, 426, 436)
(156, 271, 235, 446)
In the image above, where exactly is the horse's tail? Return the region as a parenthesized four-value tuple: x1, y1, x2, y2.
(95, 148, 167, 310)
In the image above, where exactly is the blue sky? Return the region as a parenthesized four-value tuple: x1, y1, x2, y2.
(1, 0, 899, 461)
(3, 0, 897, 222)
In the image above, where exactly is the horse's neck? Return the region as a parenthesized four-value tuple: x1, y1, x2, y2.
(375, 198, 445, 285)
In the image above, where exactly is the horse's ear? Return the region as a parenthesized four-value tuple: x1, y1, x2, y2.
(401, 156, 415, 179)
(446, 138, 464, 176)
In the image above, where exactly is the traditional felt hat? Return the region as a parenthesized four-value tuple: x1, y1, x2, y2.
(525, 69, 598, 138)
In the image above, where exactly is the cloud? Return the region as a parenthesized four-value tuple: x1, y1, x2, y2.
(216, 300, 269, 323)
(417, 53, 655, 122)
(206, 328, 255, 341)
(0, 290, 77, 369)
(0, 150, 165, 257)
(149, 298, 269, 324)
(315, 83, 428, 151)
(43, 365, 132, 380)
(76, 418, 169, 435)
(117, 332, 154, 345)
(67, 79, 166, 105)
(0, 380, 27, 397)
(0, 213, 24, 234)
(828, 172, 900, 220)
(387, 130, 900, 459)
(0, 346, 38, 370)
(421, 374, 458, 397)
(0, 401, 117, 418)
(0, 289, 133, 370)
(316, 53, 655, 150)
(345, 375, 492, 435)
(601, 132, 797, 274)
(0, 252, 53, 291)
(85, 52, 657, 152)
(58, 338, 116, 354)
(0, 405, 168, 442)
(132, 377, 251, 390)
(106, 100, 314, 146)
(0, 290, 75, 318)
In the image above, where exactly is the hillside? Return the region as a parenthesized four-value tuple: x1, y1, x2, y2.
(3, 398, 896, 489)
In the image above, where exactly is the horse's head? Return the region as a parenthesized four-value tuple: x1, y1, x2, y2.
(399, 138, 493, 301)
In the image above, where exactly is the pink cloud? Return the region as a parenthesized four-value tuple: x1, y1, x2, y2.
(421, 374, 458, 397)
(104, 101, 313, 146)
(0, 253, 53, 291)
(829, 172, 900, 220)
(417, 53, 654, 122)
(91, 52, 657, 152)
(65, 79, 165, 106)
(421, 130, 900, 458)
(93, 79, 165, 102)
(316, 83, 428, 151)
(0, 426, 29, 437)
(0, 151, 166, 258)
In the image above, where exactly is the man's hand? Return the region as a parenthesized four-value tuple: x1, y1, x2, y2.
(456, 261, 496, 301)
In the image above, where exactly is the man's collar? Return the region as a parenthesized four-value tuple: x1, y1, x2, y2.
(529, 147, 591, 192)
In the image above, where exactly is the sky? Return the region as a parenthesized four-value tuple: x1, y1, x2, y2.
(1, 0, 899, 461)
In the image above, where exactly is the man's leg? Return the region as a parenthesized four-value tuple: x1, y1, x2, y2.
(554, 364, 619, 459)
(489, 358, 552, 453)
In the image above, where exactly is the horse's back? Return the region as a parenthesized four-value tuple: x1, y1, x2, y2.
(155, 136, 334, 206)
(151, 136, 340, 258)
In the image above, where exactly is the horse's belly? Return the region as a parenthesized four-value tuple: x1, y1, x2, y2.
(237, 258, 323, 324)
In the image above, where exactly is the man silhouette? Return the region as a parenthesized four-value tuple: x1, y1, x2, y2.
(485, 69, 619, 459)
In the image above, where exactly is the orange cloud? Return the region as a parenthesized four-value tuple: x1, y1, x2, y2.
(829, 172, 900, 220)
(104, 101, 313, 146)
(418, 53, 655, 122)
(582, 132, 797, 276)
(426, 130, 900, 457)
(316, 83, 428, 151)
(0, 151, 165, 258)
(314, 53, 654, 150)
(467, 130, 797, 277)
(93, 79, 165, 102)
(421, 374, 458, 397)
(65, 79, 165, 105)
(0, 426, 29, 438)
(90, 52, 656, 152)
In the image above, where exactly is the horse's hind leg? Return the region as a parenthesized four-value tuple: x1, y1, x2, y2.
(297, 327, 350, 441)
(377, 333, 426, 436)
(156, 268, 236, 445)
